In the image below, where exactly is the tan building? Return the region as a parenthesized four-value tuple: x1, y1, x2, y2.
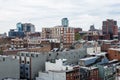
(42, 28, 52, 39)
(42, 26, 75, 44)
(11, 38, 24, 49)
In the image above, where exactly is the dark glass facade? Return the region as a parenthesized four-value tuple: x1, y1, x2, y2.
(8, 29, 25, 38)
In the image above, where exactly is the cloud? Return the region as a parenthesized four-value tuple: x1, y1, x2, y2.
(0, 0, 120, 33)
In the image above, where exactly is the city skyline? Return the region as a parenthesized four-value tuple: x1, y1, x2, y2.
(1, 0, 120, 33)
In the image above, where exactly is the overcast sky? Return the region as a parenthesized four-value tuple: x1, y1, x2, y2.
(0, 0, 120, 33)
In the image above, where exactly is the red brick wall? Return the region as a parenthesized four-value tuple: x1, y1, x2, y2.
(108, 49, 120, 61)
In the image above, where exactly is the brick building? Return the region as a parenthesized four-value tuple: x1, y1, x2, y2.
(108, 48, 120, 61)
(102, 19, 118, 40)
(80, 67, 99, 80)
(42, 26, 75, 48)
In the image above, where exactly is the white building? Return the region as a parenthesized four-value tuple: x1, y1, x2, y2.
(36, 70, 67, 80)
(86, 41, 101, 54)
(0, 55, 19, 80)
(36, 59, 79, 80)
(46, 59, 73, 71)
(18, 47, 87, 79)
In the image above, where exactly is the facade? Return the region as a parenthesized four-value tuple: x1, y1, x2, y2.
(17, 22, 23, 32)
(116, 66, 120, 76)
(26, 37, 42, 47)
(10, 38, 24, 50)
(79, 57, 98, 66)
(42, 26, 75, 45)
(51, 26, 75, 44)
(8, 29, 25, 38)
(36, 69, 80, 80)
(89, 25, 96, 31)
(19, 52, 47, 80)
(108, 48, 120, 61)
(86, 41, 101, 54)
(45, 59, 73, 71)
(8, 22, 35, 38)
(80, 67, 99, 80)
(17, 22, 35, 33)
(0, 55, 19, 80)
(96, 60, 119, 80)
(18, 47, 87, 79)
(62, 18, 69, 27)
(0, 33, 7, 38)
(27, 32, 41, 38)
(102, 19, 118, 40)
(36, 59, 80, 80)
(41, 28, 52, 39)
(74, 28, 82, 33)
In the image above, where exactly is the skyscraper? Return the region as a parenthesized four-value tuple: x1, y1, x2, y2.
(17, 22, 35, 33)
(102, 19, 118, 39)
(61, 18, 69, 27)
(17, 22, 23, 32)
(8, 22, 35, 38)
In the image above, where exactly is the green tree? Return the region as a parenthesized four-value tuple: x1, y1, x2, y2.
(75, 33, 81, 41)
(0, 50, 3, 54)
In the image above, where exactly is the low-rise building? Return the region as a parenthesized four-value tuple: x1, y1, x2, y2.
(108, 48, 120, 61)
(80, 66, 99, 80)
(11, 38, 24, 50)
(36, 59, 80, 80)
(18, 52, 47, 80)
(96, 60, 119, 80)
(0, 55, 19, 80)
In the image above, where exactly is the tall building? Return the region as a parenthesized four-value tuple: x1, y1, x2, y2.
(89, 25, 96, 31)
(17, 23, 35, 33)
(22, 23, 35, 33)
(17, 22, 23, 32)
(52, 26, 75, 44)
(42, 26, 75, 45)
(102, 19, 118, 39)
(62, 18, 69, 27)
(8, 22, 35, 38)
(8, 29, 25, 38)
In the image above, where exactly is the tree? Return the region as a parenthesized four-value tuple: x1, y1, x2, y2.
(75, 33, 81, 41)
(0, 50, 3, 54)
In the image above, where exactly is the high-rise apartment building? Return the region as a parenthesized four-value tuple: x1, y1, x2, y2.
(52, 26, 75, 43)
(102, 19, 118, 39)
(61, 18, 69, 27)
(42, 26, 75, 44)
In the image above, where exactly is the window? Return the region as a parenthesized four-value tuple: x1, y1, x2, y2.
(26, 67, 28, 70)
(3, 58, 5, 61)
(22, 61, 24, 63)
(27, 61, 30, 64)
(26, 73, 28, 76)
(26, 54, 29, 57)
(36, 54, 38, 57)
(49, 54, 51, 56)
(20, 66, 23, 69)
(20, 72, 23, 75)
(31, 54, 34, 57)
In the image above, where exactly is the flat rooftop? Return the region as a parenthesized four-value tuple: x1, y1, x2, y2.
(80, 57, 97, 61)
(109, 48, 120, 51)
